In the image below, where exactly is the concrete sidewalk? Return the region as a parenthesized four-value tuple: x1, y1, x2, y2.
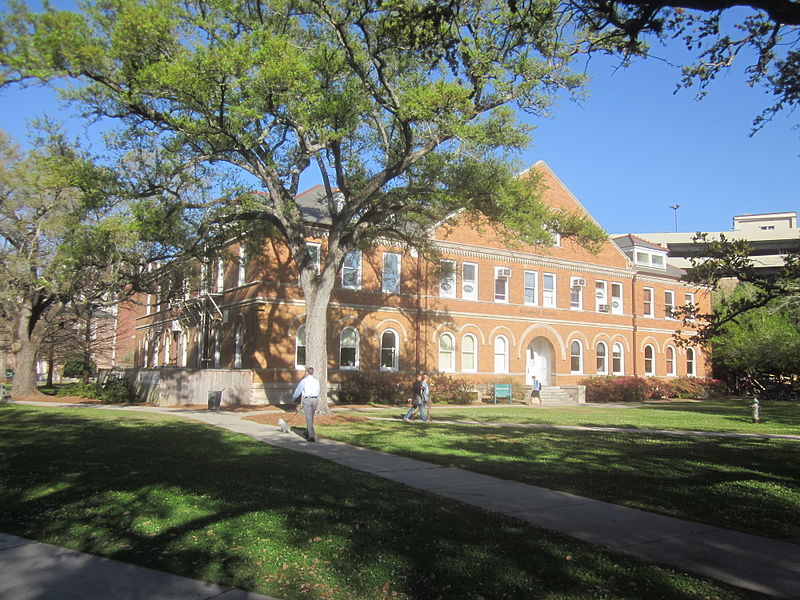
(8, 401, 800, 598)
(0, 532, 278, 600)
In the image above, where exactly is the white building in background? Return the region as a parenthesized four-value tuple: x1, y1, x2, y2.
(631, 211, 800, 273)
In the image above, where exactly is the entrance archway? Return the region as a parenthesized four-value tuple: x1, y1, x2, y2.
(526, 337, 554, 386)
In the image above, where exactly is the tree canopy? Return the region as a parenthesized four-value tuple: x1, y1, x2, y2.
(0, 0, 608, 405)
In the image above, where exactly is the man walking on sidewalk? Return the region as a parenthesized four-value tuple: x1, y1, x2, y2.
(293, 367, 321, 441)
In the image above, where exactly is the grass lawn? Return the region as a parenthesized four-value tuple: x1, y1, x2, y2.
(0, 404, 770, 600)
(318, 401, 800, 545)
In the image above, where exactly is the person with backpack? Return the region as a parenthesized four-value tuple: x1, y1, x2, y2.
(403, 373, 429, 422)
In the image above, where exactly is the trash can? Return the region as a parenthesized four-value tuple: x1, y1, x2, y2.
(208, 390, 223, 412)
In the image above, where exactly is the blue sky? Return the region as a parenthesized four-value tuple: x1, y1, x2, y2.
(1, 12, 797, 237)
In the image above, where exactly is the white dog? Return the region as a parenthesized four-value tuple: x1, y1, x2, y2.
(277, 418, 291, 433)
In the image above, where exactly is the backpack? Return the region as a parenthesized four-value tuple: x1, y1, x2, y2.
(411, 380, 424, 405)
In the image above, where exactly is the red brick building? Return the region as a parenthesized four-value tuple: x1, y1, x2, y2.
(132, 162, 710, 404)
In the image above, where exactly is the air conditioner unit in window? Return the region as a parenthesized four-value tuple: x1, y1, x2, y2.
(598, 304, 610, 313)
(497, 267, 511, 278)
(572, 278, 586, 287)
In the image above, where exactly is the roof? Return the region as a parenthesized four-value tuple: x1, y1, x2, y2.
(611, 234, 669, 252)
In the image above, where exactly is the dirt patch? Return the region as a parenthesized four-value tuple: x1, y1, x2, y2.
(243, 413, 370, 427)
(11, 394, 101, 404)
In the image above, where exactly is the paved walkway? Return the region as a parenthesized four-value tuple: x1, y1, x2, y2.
(4, 401, 800, 599)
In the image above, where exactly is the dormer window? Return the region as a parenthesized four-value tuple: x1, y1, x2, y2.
(633, 249, 667, 270)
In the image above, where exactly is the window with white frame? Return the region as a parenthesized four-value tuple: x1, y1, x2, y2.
(494, 267, 510, 302)
(611, 282, 623, 314)
(213, 328, 222, 368)
(295, 325, 306, 368)
(238, 245, 248, 286)
(462, 263, 478, 300)
(549, 229, 562, 247)
(439, 260, 456, 298)
(634, 249, 667, 270)
(612, 342, 624, 374)
(524, 271, 538, 305)
(664, 290, 676, 318)
(339, 327, 359, 368)
(595, 280, 609, 312)
(234, 323, 244, 369)
(596, 342, 608, 374)
(180, 332, 188, 367)
(380, 330, 399, 371)
(684, 292, 696, 322)
(341, 251, 361, 289)
(570, 277, 584, 310)
(461, 333, 477, 372)
(570, 340, 583, 373)
(644, 344, 655, 376)
(686, 347, 696, 376)
(543, 273, 556, 307)
(164, 332, 172, 366)
(643, 287, 654, 317)
(493, 335, 509, 373)
(438, 333, 455, 372)
(306, 242, 321, 275)
(382, 252, 401, 294)
(216, 258, 225, 292)
(143, 339, 149, 368)
(666, 346, 676, 376)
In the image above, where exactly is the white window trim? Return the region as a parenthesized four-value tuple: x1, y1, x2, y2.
(462, 262, 478, 301)
(379, 329, 399, 371)
(596, 341, 608, 375)
(440, 260, 457, 298)
(570, 276, 584, 311)
(438, 332, 456, 373)
(341, 250, 362, 290)
(644, 344, 655, 376)
(664, 290, 676, 319)
(570, 340, 583, 374)
(612, 342, 624, 375)
(234, 323, 244, 369)
(461, 333, 477, 373)
(494, 266, 510, 303)
(306, 242, 321, 275)
(611, 282, 623, 315)
(643, 286, 655, 318)
(339, 326, 359, 369)
(543, 273, 556, 308)
(666, 346, 676, 377)
(493, 335, 509, 373)
(382, 252, 401, 294)
(238, 245, 248, 286)
(524, 270, 538, 306)
(295, 325, 306, 369)
(686, 347, 696, 377)
(595, 280, 609, 313)
(216, 258, 225, 292)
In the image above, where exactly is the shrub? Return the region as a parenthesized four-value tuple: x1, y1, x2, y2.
(55, 379, 137, 404)
(337, 372, 408, 405)
(582, 376, 728, 402)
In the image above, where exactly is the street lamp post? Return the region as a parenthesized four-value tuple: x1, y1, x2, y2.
(669, 204, 680, 232)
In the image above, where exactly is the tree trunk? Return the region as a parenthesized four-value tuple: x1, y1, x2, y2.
(81, 315, 92, 384)
(299, 264, 338, 415)
(11, 306, 44, 397)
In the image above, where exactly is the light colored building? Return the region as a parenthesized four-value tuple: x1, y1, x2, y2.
(130, 163, 711, 406)
(631, 212, 800, 273)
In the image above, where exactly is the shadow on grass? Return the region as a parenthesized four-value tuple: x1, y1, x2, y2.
(321, 419, 800, 547)
(0, 405, 765, 600)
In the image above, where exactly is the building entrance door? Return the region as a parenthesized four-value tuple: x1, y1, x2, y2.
(526, 337, 554, 386)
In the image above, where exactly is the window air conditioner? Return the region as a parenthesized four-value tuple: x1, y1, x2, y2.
(572, 278, 586, 287)
(497, 267, 511, 278)
(598, 304, 610, 313)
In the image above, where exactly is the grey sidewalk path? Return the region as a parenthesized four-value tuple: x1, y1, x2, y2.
(0, 532, 278, 600)
(9, 401, 800, 598)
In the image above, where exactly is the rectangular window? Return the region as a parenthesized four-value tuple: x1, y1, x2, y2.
(542, 273, 556, 307)
(216, 258, 225, 292)
(595, 280, 609, 312)
(238, 245, 248, 286)
(462, 262, 478, 300)
(306, 242, 321, 275)
(570, 277, 584, 310)
(341, 250, 361, 289)
(664, 290, 675, 318)
(439, 260, 456, 298)
(643, 287, 654, 317)
(524, 271, 538, 305)
(611, 282, 623, 314)
(685, 292, 696, 322)
(494, 267, 510, 302)
(382, 252, 401, 293)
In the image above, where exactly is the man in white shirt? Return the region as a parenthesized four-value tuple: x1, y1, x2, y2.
(293, 367, 321, 441)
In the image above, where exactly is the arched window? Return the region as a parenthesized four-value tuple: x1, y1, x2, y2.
(234, 323, 244, 369)
(612, 342, 624, 375)
(644, 344, 655, 376)
(295, 325, 306, 368)
(666, 346, 676, 376)
(570, 340, 583, 374)
(152, 335, 161, 367)
(180, 332, 188, 367)
(143, 339, 150, 368)
(462, 333, 477, 373)
(596, 342, 608, 375)
(686, 347, 696, 377)
(238, 245, 248, 286)
(213, 328, 222, 368)
(340, 327, 359, 369)
(438, 333, 455, 372)
(380, 330, 398, 371)
(494, 335, 509, 373)
(164, 331, 172, 366)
